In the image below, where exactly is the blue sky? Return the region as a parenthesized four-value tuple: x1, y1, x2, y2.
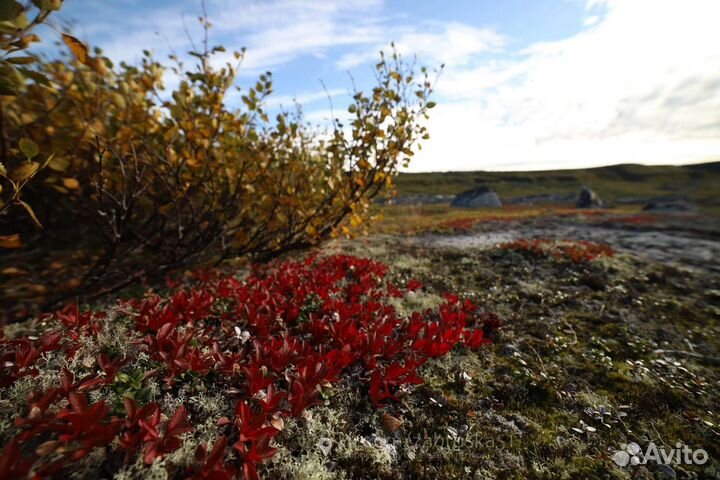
(36, 0, 720, 171)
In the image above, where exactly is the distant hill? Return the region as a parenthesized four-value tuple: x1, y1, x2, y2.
(394, 161, 720, 204)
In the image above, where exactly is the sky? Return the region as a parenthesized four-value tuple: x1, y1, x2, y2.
(36, 0, 720, 172)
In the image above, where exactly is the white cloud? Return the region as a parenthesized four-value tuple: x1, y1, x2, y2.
(53, 0, 385, 73)
(304, 108, 339, 124)
(583, 15, 599, 26)
(264, 88, 348, 109)
(237, 20, 382, 72)
(410, 0, 720, 171)
(336, 22, 505, 69)
(203, 0, 387, 73)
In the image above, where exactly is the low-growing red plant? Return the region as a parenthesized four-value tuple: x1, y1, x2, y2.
(436, 218, 477, 233)
(0, 254, 498, 479)
(500, 238, 614, 262)
(140, 405, 193, 465)
(599, 214, 658, 225)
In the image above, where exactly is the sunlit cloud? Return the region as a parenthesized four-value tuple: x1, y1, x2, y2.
(336, 22, 505, 69)
(44, 0, 720, 171)
(409, 0, 720, 171)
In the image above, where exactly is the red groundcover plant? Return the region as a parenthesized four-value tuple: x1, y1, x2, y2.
(0, 254, 498, 479)
(500, 238, 614, 263)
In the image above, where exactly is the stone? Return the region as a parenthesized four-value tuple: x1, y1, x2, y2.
(451, 186, 502, 208)
(642, 200, 694, 213)
(581, 272, 607, 291)
(576, 186, 603, 208)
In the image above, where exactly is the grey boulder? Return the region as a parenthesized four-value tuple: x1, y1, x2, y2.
(642, 200, 694, 213)
(451, 186, 502, 208)
(576, 186, 603, 208)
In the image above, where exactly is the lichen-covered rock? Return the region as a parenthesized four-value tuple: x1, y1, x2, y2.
(451, 187, 502, 208)
(576, 186, 603, 208)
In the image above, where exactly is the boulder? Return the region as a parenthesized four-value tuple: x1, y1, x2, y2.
(450, 186, 502, 208)
(642, 200, 694, 213)
(576, 186, 603, 208)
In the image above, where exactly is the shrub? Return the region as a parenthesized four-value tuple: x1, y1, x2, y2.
(0, 14, 438, 320)
(0, 0, 64, 247)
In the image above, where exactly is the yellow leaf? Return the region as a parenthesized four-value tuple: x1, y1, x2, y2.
(61, 33, 89, 65)
(1, 266, 26, 275)
(17, 199, 42, 227)
(62, 177, 80, 190)
(10, 161, 38, 183)
(111, 92, 126, 110)
(350, 214, 363, 228)
(48, 155, 70, 172)
(305, 225, 317, 236)
(0, 234, 22, 249)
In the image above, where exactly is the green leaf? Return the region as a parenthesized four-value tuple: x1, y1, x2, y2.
(426, 101, 437, 109)
(0, 162, 6, 176)
(19, 137, 39, 159)
(0, 1, 22, 21)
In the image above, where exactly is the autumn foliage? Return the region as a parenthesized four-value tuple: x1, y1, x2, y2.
(0, 254, 497, 479)
(0, 4, 437, 320)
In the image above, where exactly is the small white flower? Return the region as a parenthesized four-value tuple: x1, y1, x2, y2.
(234, 326, 251, 344)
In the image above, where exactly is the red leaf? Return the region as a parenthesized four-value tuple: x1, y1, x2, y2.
(167, 405, 192, 435)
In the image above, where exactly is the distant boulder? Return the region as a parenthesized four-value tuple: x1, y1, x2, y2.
(576, 186, 603, 208)
(451, 186, 502, 208)
(642, 200, 694, 213)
